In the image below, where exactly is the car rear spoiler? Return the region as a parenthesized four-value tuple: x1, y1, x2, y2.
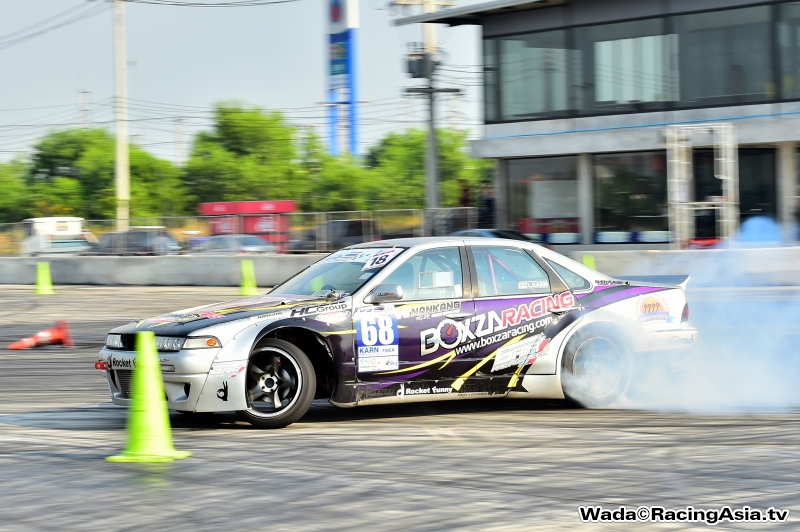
(615, 275, 691, 291)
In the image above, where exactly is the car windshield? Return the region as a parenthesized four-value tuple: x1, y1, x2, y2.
(271, 247, 406, 297)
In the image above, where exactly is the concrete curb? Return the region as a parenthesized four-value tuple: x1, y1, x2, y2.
(0, 254, 328, 286)
(570, 247, 800, 286)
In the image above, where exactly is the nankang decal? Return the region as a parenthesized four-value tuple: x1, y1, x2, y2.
(419, 292, 575, 357)
(396, 301, 461, 320)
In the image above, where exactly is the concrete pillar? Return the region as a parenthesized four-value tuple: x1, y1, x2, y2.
(777, 142, 797, 241)
(578, 153, 593, 244)
(495, 158, 508, 229)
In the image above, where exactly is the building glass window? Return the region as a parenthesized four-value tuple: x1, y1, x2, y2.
(779, 3, 800, 100)
(693, 149, 777, 238)
(484, 39, 498, 122)
(499, 30, 572, 120)
(508, 157, 580, 244)
(675, 6, 774, 107)
(593, 152, 668, 243)
(576, 18, 677, 114)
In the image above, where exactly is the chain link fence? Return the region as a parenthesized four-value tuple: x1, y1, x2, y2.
(0, 207, 478, 256)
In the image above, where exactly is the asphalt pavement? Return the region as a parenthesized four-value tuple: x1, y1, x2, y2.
(1, 286, 800, 531)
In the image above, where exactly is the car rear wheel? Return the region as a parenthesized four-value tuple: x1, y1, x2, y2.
(561, 326, 630, 408)
(237, 339, 315, 429)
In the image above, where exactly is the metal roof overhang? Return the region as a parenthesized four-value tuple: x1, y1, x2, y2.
(393, 0, 552, 27)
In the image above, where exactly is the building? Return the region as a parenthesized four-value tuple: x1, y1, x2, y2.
(397, 0, 800, 248)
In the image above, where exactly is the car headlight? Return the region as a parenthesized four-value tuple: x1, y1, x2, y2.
(183, 336, 221, 349)
(105, 334, 123, 349)
(154, 336, 185, 352)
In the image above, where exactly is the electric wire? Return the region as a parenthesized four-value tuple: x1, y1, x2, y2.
(0, 2, 109, 53)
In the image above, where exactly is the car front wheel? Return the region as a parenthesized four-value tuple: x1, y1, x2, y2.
(237, 338, 316, 429)
(561, 326, 630, 408)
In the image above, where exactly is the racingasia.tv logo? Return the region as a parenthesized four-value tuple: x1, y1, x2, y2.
(419, 292, 575, 356)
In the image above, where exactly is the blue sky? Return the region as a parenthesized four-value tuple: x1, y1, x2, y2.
(0, 0, 483, 162)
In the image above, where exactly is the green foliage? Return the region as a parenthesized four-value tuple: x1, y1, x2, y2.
(184, 104, 307, 205)
(23, 128, 186, 219)
(0, 102, 492, 222)
(365, 128, 492, 209)
(0, 160, 27, 223)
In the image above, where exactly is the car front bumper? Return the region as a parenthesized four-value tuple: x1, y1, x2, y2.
(98, 346, 219, 411)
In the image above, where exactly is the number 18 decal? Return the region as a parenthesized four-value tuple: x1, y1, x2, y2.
(356, 314, 399, 372)
(361, 248, 401, 271)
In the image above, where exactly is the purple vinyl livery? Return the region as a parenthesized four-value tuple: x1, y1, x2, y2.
(98, 237, 698, 428)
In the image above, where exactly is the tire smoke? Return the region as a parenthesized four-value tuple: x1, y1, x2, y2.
(614, 217, 800, 412)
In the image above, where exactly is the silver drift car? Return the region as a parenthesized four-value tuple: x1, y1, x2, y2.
(98, 237, 697, 428)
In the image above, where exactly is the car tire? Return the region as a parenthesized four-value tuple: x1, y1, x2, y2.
(561, 325, 630, 408)
(237, 339, 316, 429)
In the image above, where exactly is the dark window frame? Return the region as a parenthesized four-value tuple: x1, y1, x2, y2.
(483, 0, 793, 125)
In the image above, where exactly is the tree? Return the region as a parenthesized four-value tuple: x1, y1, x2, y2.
(26, 128, 186, 219)
(184, 103, 308, 206)
(365, 128, 492, 209)
(0, 160, 27, 223)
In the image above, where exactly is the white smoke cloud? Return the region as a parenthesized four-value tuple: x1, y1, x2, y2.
(612, 217, 800, 413)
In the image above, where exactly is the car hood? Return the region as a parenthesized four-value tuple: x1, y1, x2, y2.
(110, 294, 344, 336)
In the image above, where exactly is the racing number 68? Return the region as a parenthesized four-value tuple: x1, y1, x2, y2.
(361, 315, 395, 346)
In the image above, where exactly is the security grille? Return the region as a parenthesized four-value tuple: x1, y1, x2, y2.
(115, 370, 134, 398)
(666, 123, 739, 249)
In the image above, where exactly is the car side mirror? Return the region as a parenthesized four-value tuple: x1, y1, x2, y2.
(364, 284, 404, 304)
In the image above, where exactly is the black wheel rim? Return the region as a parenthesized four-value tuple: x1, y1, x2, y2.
(571, 337, 625, 400)
(245, 347, 302, 418)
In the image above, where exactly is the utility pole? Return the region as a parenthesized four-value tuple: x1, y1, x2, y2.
(78, 89, 90, 128)
(394, 0, 457, 210)
(174, 118, 184, 165)
(114, 0, 130, 230)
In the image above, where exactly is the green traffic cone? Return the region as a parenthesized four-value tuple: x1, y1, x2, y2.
(35, 262, 55, 295)
(107, 332, 191, 463)
(240, 259, 259, 297)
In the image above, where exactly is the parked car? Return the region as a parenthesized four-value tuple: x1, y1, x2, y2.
(20, 217, 96, 256)
(196, 234, 276, 254)
(287, 219, 374, 252)
(86, 230, 181, 256)
(450, 228, 533, 241)
(98, 237, 697, 429)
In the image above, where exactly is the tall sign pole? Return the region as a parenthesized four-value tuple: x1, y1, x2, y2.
(328, 0, 359, 155)
(114, 0, 130, 230)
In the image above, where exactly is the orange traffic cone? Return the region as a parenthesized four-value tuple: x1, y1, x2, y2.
(7, 321, 73, 350)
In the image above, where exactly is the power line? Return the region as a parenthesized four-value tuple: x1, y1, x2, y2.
(0, 2, 110, 53)
(0, 1, 95, 42)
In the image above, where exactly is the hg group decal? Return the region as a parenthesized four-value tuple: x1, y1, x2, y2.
(420, 292, 575, 356)
(356, 313, 399, 372)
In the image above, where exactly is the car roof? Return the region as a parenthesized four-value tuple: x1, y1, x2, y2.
(349, 236, 545, 251)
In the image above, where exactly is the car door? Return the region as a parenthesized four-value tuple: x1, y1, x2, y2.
(354, 245, 476, 399)
(464, 244, 573, 393)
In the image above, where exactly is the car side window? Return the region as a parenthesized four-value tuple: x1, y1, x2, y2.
(381, 247, 463, 301)
(545, 259, 590, 291)
(472, 246, 551, 297)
